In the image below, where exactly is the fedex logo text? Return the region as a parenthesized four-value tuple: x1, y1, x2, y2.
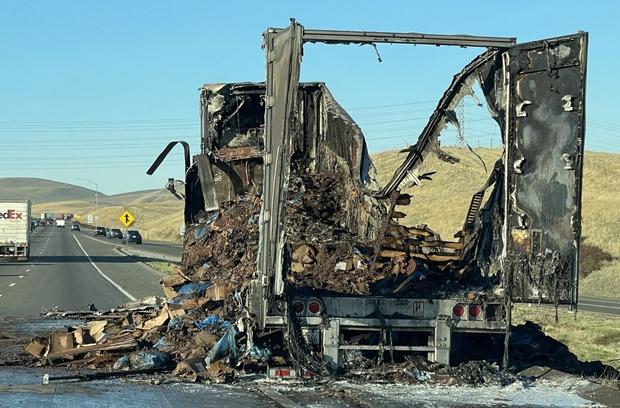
(0, 210, 23, 219)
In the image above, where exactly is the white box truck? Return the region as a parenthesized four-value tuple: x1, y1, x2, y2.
(0, 200, 31, 261)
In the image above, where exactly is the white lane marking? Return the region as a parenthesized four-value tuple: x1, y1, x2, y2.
(30, 264, 34, 267)
(25, 269, 30, 272)
(72, 235, 136, 301)
(18, 275, 24, 279)
(8, 283, 15, 287)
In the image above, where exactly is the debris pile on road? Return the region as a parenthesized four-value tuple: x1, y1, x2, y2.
(25, 287, 286, 382)
(344, 355, 518, 386)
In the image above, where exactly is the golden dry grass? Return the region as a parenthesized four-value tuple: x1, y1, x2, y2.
(372, 147, 620, 299)
(144, 261, 179, 275)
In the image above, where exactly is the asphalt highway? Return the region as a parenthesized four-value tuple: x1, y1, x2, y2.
(0, 226, 166, 316)
(577, 295, 620, 315)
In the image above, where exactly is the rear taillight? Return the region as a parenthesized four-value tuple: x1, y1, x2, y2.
(292, 301, 304, 314)
(469, 304, 481, 318)
(307, 301, 321, 315)
(453, 304, 465, 318)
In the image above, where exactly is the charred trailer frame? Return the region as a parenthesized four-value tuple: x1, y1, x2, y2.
(251, 22, 586, 369)
(149, 22, 587, 370)
(191, 81, 511, 369)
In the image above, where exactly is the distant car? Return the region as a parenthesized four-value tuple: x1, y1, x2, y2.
(123, 230, 142, 244)
(70, 223, 80, 231)
(108, 228, 123, 239)
(94, 226, 106, 236)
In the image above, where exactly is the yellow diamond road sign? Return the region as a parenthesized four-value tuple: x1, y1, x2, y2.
(119, 210, 135, 228)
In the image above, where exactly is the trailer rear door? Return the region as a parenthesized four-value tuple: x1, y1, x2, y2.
(503, 33, 588, 305)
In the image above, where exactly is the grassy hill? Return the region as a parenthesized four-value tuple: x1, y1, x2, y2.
(0, 178, 177, 207)
(0, 178, 116, 205)
(372, 148, 619, 299)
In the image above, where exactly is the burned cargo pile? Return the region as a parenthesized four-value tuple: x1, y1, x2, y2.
(284, 172, 489, 296)
(183, 169, 490, 298)
(183, 194, 261, 288)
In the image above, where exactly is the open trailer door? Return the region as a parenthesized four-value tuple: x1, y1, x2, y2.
(250, 22, 304, 329)
(503, 33, 588, 305)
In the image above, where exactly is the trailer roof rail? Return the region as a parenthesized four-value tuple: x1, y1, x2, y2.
(267, 27, 517, 48)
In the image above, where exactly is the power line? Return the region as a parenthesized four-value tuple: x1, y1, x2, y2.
(0, 160, 184, 169)
(0, 118, 196, 125)
(347, 100, 436, 111)
(0, 126, 197, 133)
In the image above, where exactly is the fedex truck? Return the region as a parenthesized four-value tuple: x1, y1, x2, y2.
(0, 200, 31, 261)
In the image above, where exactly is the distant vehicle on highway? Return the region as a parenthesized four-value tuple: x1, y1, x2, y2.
(70, 223, 80, 231)
(56, 219, 66, 228)
(122, 230, 142, 244)
(108, 228, 122, 239)
(0, 200, 31, 261)
(94, 226, 106, 236)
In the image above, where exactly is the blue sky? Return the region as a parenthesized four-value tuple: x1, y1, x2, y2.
(1, 1, 618, 194)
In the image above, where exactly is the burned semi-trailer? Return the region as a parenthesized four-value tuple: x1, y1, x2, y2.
(149, 23, 587, 371)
